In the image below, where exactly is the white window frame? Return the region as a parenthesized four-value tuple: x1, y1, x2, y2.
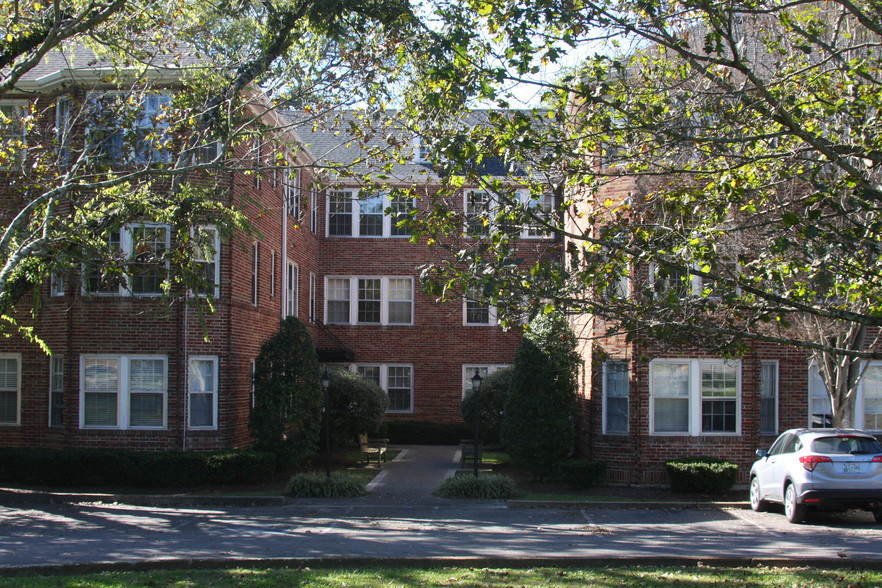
(461, 364, 509, 398)
(283, 168, 301, 220)
(463, 291, 498, 326)
(324, 276, 414, 326)
(308, 272, 317, 322)
(760, 360, 779, 435)
(50, 272, 65, 297)
(83, 223, 171, 297)
(251, 241, 259, 307)
(309, 188, 318, 233)
(649, 358, 741, 436)
(0, 353, 21, 426)
(602, 360, 629, 435)
(649, 262, 700, 298)
(79, 354, 167, 430)
(808, 361, 882, 432)
(191, 225, 220, 298)
(353, 363, 414, 413)
(270, 250, 276, 299)
(286, 261, 299, 317)
(85, 91, 172, 164)
(188, 356, 218, 430)
(49, 355, 64, 427)
(326, 190, 414, 238)
(518, 189, 554, 239)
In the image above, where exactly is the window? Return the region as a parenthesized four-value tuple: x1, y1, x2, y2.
(328, 190, 415, 238)
(0, 102, 26, 168)
(760, 361, 778, 435)
(188, 357, 217, 429)
(0, 354, 20, 425)
(49, 355, 63, 427)
(192, 225, 219, 298)
(251, 242, 259, 307)
(356, 364, 413, 413)
(56, 97, 70, 165)
(649, 359, 741, 435)
(251, 138, 262, 189)
(283, 169, 301, 220)
(270, 250, 276, 299)
(310, 189, 318, 233)
(520, 191, 554, 238)
(325, 277, 413, 325)
(412, 136, 433, 163)
(286, 262, 299, 317)
(84, 224, 170, 296)
(87, 92, 171, 164)
(308, 272, 317, 322)
(464, 289, 497, 326)
(461, 365, 509, 398)
(465, 190, 492, 236)
(50, 273, 65, 297)
(603, 361, 629, 434)
(808, 362, 882, 431)
(650, 263, 696, 298)
(80, 355, 166, 429)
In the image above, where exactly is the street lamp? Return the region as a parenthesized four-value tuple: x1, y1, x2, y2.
(470, 369, 483, 477)
(320, 368, 331, 479)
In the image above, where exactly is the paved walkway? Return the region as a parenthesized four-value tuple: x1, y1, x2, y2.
(360, 444, 461, 504)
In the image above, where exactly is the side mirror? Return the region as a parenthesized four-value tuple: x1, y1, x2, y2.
(755, 449, 769, 459)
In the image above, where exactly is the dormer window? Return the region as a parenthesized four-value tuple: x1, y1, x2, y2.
(412, 136, 433, 164)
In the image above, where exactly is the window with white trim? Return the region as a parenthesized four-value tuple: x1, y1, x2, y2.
(86, 92, 171, 164)
(192, 225, 219, 298)
(50, 273, 65, 297)
(325, 277, 413, 325)
(603, 361, 629, 434)
(650, 359, 741, 435)
(84, 223, 170, 296)
(80, 355, 166, 429)
(520, 190, 554, 238)
(308, 272, 317, 322)
(270, 250, 276, 299)
(464, 289, 497, 326)
(188, 356, 218, 429)
(286, 262, 299, 317)
(760, 361, 778, 435)
(0, 354, 20, 425)
(251, 138, 262, 189)
(356, 364, 413, 412)
(327, 190, 414, 237)
(808, 362, 882, 431)
(412, 136, 433, 163)
(283, 169, 301, 220)
(310, 188, 318, 233)
(465, 190, 492, 236)
(0, 102, 26, 168)
(49, 355, 64, 427)
(251, 241, 259, 307)
(461, 364, 509, 398)
(650, 263, 697, 299)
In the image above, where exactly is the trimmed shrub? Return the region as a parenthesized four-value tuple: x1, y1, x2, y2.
(502, 312, 580, 481)
(287, 472, 366, 498)
(326, 368, 389, 448)
(436, 473, 518, 499)
(665, 457, 739, 494)
(0, 448, 277, 487)
(559, 459, 607, 489)
(384, 421, 472, 445)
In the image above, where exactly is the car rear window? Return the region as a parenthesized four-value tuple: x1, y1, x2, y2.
(812, 436, 882, 455)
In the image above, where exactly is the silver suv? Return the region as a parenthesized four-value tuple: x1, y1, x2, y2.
(749, 428, 882, 523)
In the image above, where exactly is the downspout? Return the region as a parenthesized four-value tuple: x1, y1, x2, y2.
(182, 295, 189, 452)
(281, 172, 288, 321)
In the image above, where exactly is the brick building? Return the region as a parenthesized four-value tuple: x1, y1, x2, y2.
(0, 57, 549, 452)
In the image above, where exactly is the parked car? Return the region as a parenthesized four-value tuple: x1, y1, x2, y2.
(749, 428, 882, 523)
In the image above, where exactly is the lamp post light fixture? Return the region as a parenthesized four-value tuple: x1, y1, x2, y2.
(320, 368, 331, 479)
(470, 369, 483, 477)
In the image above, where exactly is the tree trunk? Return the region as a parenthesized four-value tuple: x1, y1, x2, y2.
(812, 323, 866, 428)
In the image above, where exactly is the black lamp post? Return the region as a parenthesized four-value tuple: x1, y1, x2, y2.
(320, 368, 331, 479)
(471, 369, 483, 477)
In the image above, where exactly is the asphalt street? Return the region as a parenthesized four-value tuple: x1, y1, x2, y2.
(1, 445, 881, 573)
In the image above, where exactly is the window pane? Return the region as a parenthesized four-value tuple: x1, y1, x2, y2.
(654, 397, 689, 433)
(702, 399, 737, 432)
(129, 225, 168, 294)
(760, 362, 777, 434)
(387, 278, 412, 324)
(864, 366, 882, 430)
(50, 356, 63, 427)
(652, 363, 689, 397)
(359, 194, 383, 236)
(466, 191, 491, 235)
(605, 361, 629, 434)
(190, 393, 214, 427)
(466, 299, 490, 324)
(357, 278, 381, 323)
(329, 192, 353, 236)
(0, 356, 17, 425)
(130, 393, 164, 427)
(129, 359, 164, 427)
(390, 194, 413, 236)
(327, 279, 350, 323)
(701, 363, 737, 397)
(809, 366, 832, 427)
(356, 366, 381, 386)
(84, 392, 117, 427)
(387, 366, 411, 411)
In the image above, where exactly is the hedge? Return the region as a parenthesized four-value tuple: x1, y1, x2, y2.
(0, 448, 277, 487)
(559, 459, 607, 489)
(664, 457, 739, 494)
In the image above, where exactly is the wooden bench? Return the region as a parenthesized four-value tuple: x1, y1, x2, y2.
(358, 433, 388, 467)
(459, 439, 483, 467)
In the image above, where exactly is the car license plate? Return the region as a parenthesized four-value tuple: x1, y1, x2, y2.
(843, 462, 862, 473)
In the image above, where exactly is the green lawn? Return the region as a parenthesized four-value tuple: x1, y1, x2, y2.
(1, 565, 880, 587)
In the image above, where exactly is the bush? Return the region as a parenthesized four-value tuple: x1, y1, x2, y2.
(0, 448, 277, 487)
(436, 473, 518, 499)
(287, 472, 366, 498)
(501, 312, 580, 481)
(665, 457, 739, 494)
(559, 459, 607, 489)
(326, 368, 389, 448)
(384, 421, 472, 445)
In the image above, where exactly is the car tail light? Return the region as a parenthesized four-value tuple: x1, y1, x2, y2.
(873, 456, 882, 463)
(799, 455, 833, 472)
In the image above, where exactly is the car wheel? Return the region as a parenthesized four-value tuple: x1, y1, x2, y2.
(784, 483, 806, 524)
(749, 476, 768, 512)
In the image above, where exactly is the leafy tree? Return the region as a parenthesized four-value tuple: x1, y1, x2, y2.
(249, 317, 322, 465)
(397, 0, 882, 427)
(326, 367, 388, 448)
(0, 0, 418, 347)
(502, 312, 579, 480)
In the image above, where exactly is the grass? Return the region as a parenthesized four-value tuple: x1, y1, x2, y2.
(2, 565, 882, 587)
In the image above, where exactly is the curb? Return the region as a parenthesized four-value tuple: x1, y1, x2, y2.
(507, 499, 750, 509)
